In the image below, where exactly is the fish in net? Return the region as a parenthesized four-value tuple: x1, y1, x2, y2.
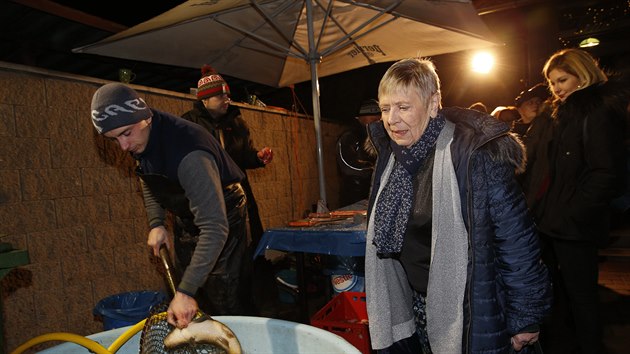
(142, 246, 242, 353)
(139, 301, 230, 354)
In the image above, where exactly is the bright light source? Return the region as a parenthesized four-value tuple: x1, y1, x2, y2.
(579, 37, 600, 48)
(471, 52, 495, 74)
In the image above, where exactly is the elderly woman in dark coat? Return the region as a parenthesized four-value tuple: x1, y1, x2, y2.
(364, 58, 552, 354)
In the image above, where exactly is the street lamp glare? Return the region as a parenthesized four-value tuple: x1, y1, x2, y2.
(471, 52, 494, 74)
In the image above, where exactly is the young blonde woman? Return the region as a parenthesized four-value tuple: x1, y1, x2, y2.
(537, 48, 628, 353)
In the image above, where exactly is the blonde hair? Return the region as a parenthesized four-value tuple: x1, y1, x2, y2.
(378, 58, 442, 110)
(543, 48, 607, 90)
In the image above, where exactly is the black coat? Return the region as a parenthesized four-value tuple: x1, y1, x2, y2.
(538, 80, 628, 241)
(518, 104, 554, 215)
(182, 102, 265, 171)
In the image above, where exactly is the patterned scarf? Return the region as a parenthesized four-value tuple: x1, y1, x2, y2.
(373, 116, 445, 258)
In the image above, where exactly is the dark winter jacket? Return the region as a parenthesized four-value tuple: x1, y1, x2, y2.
(135, 108, 245, 234)
(137, 109, 244, 186)
(367, 107, 552, 353)
(182, 102, 265, 171)
(517, 103, 554, 214)
(538, 80, 628, 242)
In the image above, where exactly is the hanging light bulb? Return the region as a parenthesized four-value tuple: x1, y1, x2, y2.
(579, 37, 600, 48)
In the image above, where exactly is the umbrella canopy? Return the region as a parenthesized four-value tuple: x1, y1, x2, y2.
(74, 0, 498, 207)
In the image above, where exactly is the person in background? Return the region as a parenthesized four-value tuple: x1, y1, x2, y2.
(182, 65, 273, 315)
(491, 83, 553, 207)
(516, 93, 554, 212)
(536, 48, 628, 354)
(490, 84, 548, 127)
(467, 101, 488, 113)
(364, 58, 552, 354)
(336, 99, 380, 206)
(90, 83, 248, 328)
(511, 83, 551, 138)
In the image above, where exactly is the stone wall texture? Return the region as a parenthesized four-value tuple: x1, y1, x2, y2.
(0, 63, 346, 352)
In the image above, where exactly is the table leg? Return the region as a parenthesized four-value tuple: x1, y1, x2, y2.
(295, 252, 310, 323)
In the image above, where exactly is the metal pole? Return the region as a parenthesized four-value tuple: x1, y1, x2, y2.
(305, 0, 327, 209)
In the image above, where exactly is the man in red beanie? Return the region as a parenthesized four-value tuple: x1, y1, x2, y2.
(182, 65, 274, 315)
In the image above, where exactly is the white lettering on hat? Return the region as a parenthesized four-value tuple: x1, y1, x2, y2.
(92, 97, 148, 122)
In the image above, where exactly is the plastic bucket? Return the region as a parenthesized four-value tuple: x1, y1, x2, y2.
(275, 269, 298, 304)
(93, 291, 167, 330)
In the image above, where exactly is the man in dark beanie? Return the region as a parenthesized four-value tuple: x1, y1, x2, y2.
(91, 82, 249, 328)
(182, 65, 274, 316)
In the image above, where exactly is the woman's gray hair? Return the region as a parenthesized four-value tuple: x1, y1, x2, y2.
(378, 58, 442, 109)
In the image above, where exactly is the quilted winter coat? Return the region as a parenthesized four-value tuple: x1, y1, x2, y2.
(366, 107, 552, 353)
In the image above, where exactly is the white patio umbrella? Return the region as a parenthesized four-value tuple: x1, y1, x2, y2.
(74, 0, 498, 207)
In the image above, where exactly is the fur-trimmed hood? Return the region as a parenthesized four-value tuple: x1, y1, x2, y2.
(442, 106, 527, 174)
(367, 106, 527, 176)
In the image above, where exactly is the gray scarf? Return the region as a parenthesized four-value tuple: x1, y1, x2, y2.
(426, 121, 468, 353)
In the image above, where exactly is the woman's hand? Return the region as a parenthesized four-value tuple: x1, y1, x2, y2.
(511, 331, 539, 352)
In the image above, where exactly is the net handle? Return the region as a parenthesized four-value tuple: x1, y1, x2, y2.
(159, 246, 178, 296)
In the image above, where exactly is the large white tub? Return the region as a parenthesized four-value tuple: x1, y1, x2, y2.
(37, 316, 361, 353)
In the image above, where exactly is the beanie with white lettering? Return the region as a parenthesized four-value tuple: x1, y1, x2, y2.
(91, 83, 151, 134)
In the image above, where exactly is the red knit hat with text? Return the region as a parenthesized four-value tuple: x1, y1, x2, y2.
(197, 65, 230, 100)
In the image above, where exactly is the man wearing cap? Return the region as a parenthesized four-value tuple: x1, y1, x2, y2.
(489, 83, 550, 137)
(336, 99, 381, 206)
(91, 82, 248, 328)
(511, 83, 551, 137)
(513, 83, 554, 212)
(182, 65, 273, 315)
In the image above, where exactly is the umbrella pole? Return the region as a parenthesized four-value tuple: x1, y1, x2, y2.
(306, 0, 327, 211)
(310, 65, 327, 211)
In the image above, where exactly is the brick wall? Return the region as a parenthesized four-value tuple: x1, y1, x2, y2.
(0, 63, 345, 351)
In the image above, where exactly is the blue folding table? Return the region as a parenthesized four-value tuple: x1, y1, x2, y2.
(254, 200, 368, 322)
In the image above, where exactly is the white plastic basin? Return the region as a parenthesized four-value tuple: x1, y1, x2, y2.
(37, 316, 361, 353)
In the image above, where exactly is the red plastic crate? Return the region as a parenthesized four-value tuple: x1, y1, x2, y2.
(311, 291, 372, 354)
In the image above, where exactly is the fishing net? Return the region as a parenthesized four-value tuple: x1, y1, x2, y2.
(141, 246, 240, 353)
(139, 301, 226, 354)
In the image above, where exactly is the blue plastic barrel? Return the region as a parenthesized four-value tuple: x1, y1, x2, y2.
(93, 290, 167, 330)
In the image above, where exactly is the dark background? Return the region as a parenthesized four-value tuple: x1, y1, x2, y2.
(1, 0, 628, 124)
